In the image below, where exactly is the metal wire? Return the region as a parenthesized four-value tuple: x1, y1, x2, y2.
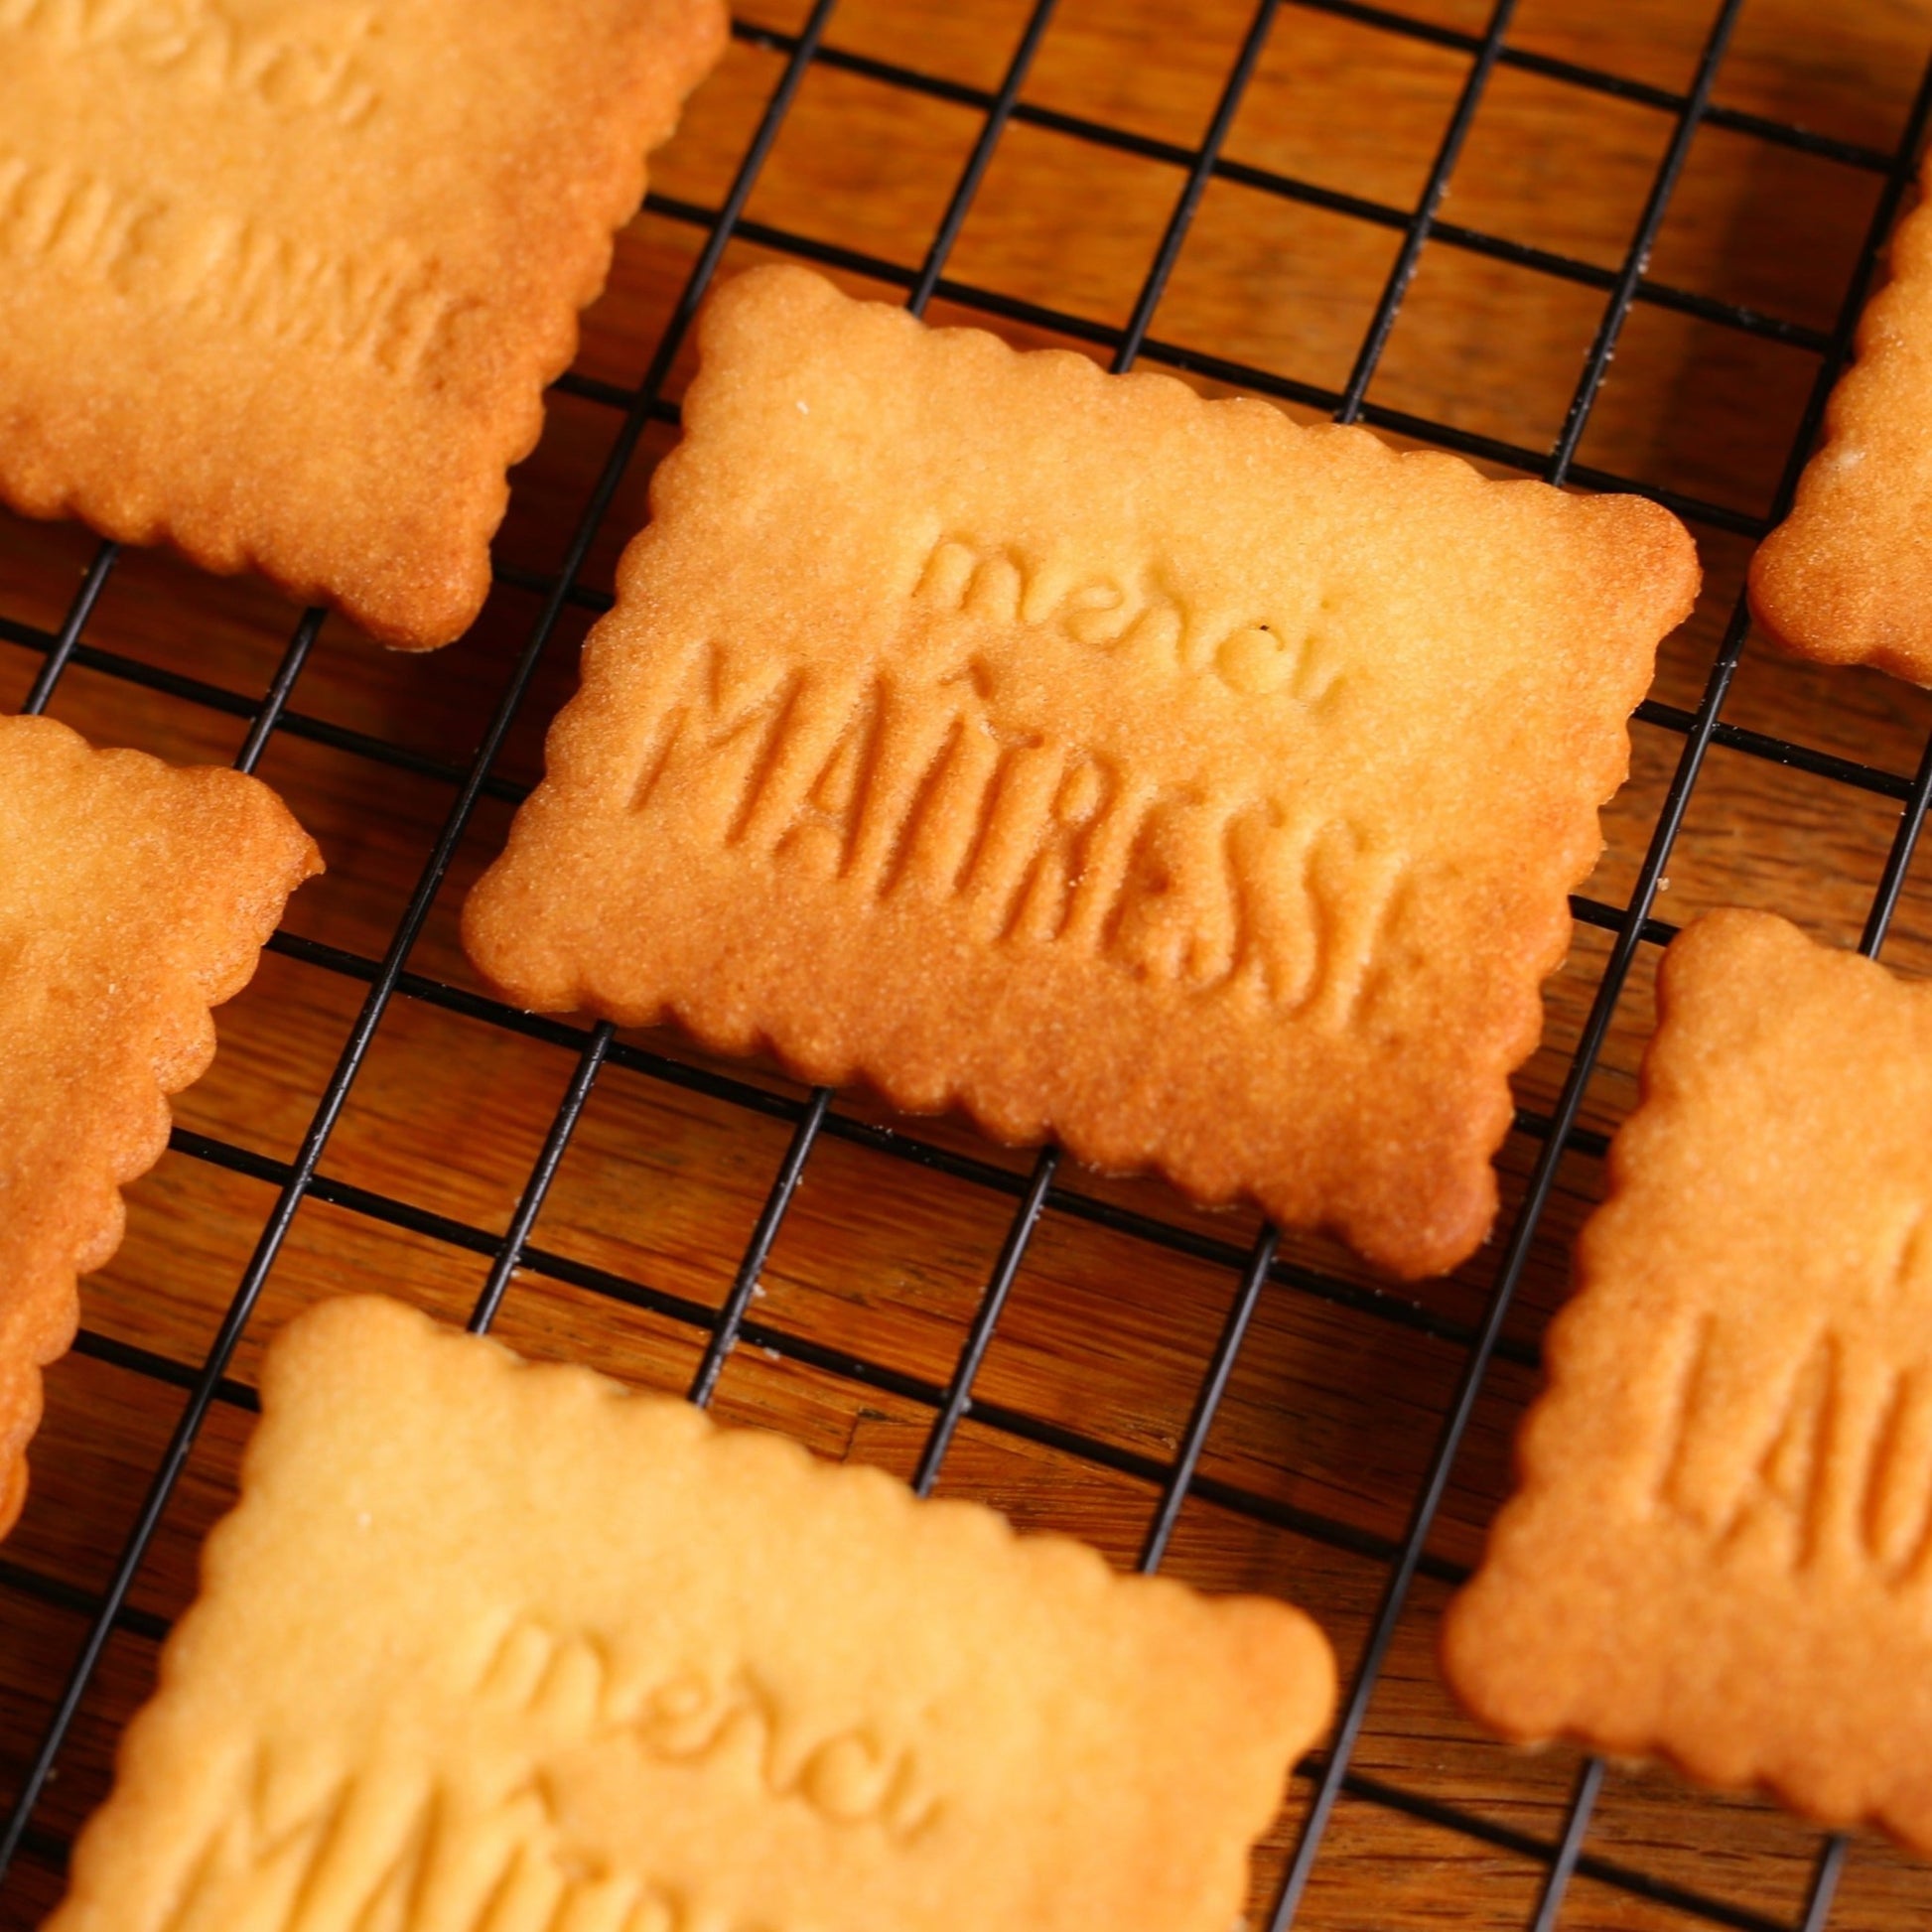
(19, 540, 116, 717)
(1335, 0, 1518, 422)
(3, 4, 1930, 1927)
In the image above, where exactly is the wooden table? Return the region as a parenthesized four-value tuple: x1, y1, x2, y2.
(5, 2, 1932, 1927)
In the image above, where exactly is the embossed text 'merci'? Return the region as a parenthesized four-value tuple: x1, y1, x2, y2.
(464, 1613, 942, 1844)
(2, 0, 380, 125)
(158, 1614, 942, 1932)
(628, 630, 1405, 1025)
(915, 534, 1348, 703)
(0, 152, 453, 377)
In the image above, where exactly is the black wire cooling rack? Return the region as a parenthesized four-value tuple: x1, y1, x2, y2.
(4, 2, 1932, 1927)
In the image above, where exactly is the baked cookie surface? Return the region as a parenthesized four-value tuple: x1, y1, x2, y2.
(1750, 152, 1932, 682)
(50, 1294, 1335, 1932)
(0, 713, 318, 1539)
(466, 265, 1698, 1279)
(0, 0, 726, 647)
(1444, 908, 1932, 1849)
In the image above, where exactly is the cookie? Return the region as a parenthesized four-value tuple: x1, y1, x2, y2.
(51, 1294, 1335, 1932)
(1750, 156, 1932, 682)
(0, 0, 725, 648)
(0, 713, 319, 1539)
(1444, 909, 1932, 1849)
(465, 264, 1699, 1280)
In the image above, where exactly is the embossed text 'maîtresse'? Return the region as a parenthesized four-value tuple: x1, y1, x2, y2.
(157, 1616, 942, 1932)
(163, 1753, 748, 1932)
(626, 537, 1403, 1025)
(3, 0, 380, 124)
(0, 149, 453, 377)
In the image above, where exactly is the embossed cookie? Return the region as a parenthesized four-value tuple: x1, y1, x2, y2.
(52, 1295, 1335, 1932)
(466, 266, 1698, 1279)
(0, 713, 318, 1539)
(0, 0, 725, 648)
(1751, 155, 1932, 682)
(1444, 909, 1932, 1849)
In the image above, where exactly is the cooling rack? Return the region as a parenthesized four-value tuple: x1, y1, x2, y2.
(4, 1, 1932, 1927)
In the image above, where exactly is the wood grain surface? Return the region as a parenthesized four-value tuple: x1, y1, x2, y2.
(5, 2, 1932, 1927)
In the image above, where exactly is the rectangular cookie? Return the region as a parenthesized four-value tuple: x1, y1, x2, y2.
(0, 713, 319, 1539)
(1444, 909, 1932, 1850)
(51, 1294, 1335, 1932)
(0, 0, 725, 647)
(465, 264, 1699, 1279)
(1750, 150, 1932, 682)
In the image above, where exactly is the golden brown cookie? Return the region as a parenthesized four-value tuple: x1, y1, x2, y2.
(1750, 157, 1932, 682)
(0, 0, 725, 648)
(1444, 908, 1932, 1849)
(50, 1294, 1335, 1932)
(465, 265, 1699, 1280)
(0, 713, 319, 1539)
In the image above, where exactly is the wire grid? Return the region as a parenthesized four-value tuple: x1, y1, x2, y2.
(1, 1, 1930, 1926)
